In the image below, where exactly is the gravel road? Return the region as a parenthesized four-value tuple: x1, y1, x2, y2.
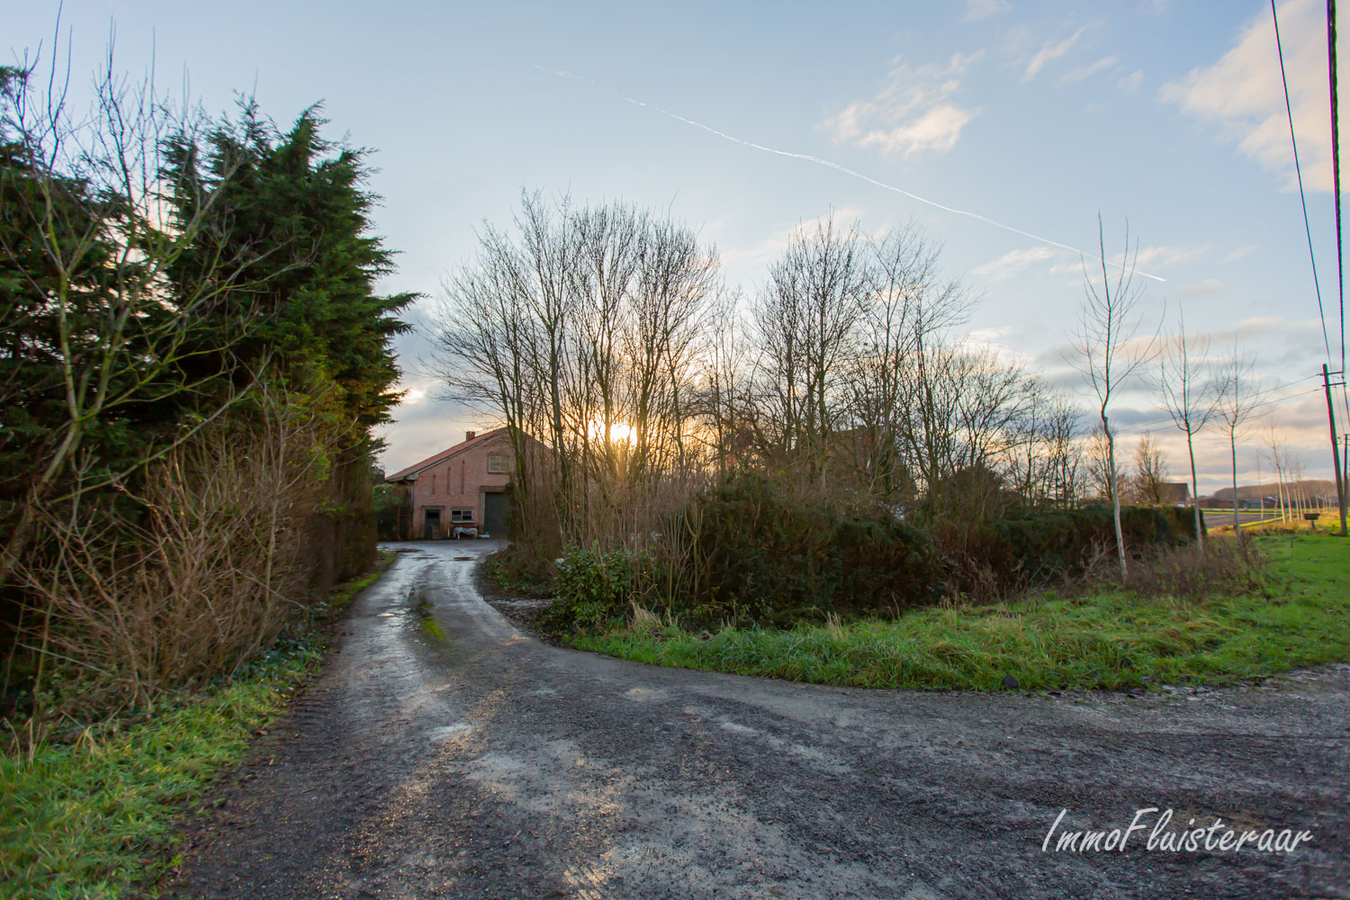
(167, 540, 1349, 899)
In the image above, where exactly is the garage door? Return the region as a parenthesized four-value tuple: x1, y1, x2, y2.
(484, 492, 509, 537)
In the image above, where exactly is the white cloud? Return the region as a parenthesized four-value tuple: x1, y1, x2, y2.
(721, 207, 868, 268)
(1223, 243, 1259, 262)
(1160, 0, 1347, 192)
(1119, 69, 1144, 93)
(1024, 27, 1087, 81)
(972, 245, 1058, 280)
(1061, 55, 1119, 84)
(959, 325, 1032, 364)
(1125, 242, 1213, 268)
(821, 53, 981, 157)
(964, 0, 1009, 22)
(1176, 278, 1231, 298)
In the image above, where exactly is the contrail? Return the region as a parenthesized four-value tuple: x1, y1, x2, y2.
(534, 65, 1166, 283)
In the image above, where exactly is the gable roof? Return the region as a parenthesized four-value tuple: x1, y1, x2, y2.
(384, 428, 508, 482)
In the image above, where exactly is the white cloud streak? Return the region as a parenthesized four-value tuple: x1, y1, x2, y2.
(533, 66, 1167, 282)
(972, 245, 1058, 280)
(1061, 54, 1119, 84)
(1024, 27, 1086, 81)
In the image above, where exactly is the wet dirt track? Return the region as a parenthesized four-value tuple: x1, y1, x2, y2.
(167, 541, 1350, 899)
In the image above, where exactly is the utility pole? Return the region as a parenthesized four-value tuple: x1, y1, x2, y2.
(1324, 364, 1348, 536)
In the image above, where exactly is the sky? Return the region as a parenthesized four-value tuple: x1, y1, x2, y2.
(10, 0, 1350, 495)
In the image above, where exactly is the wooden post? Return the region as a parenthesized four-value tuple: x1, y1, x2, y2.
(1324, 364, 1348, 537)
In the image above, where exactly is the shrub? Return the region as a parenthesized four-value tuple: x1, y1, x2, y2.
(935, 504, 1205, 602)
(537, 546, 662, 634)
(674, 475, 942, 627)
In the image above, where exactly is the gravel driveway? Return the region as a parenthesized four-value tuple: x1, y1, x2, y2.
(167, 541, 1349, 899)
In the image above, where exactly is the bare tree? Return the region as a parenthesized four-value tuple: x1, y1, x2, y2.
(1262, 419, 1291, 522)
(752, 213, 868, 483)
(845, 224, 969, 500)
(1007, 381, 1083, 507)
(1132, 433, 1170, 505)
(1070, 217, 1159, 576)
(1215, 349, 1262, 534)
(428, 192, 719, 554)
(699, 289, 752, 477)
(1084, 421, 1123, 502)
(1158, 306, 1224, 547)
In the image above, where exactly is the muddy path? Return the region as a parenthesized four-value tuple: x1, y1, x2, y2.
(166, 541, 1349, 899)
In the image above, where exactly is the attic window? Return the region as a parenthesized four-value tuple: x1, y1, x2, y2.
(450, 507, 474, 523)
(486, 453, 512, 474)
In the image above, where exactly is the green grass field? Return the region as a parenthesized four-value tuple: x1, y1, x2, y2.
(0, 552, 396, 900)
(570, 534, 1350, 692)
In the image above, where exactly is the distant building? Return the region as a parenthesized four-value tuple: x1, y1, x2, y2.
(1156, 482, 1190, 506)
(384, 429, 515, 539)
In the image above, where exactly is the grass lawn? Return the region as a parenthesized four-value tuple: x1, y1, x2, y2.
(0, 551, 396, 900)
(568, 534, 1350, 692)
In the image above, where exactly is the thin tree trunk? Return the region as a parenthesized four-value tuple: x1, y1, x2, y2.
(1186, 429, 1204, 551)
(1105, 416, 1127, 578)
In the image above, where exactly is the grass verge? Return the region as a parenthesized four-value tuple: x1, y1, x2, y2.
(567, 535, 1349, 692)
(0, 550, 397, 900)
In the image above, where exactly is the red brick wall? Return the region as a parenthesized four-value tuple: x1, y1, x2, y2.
(410, 432, 512, 535)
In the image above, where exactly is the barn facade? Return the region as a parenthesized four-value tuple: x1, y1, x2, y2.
(384, 429, 515, 539)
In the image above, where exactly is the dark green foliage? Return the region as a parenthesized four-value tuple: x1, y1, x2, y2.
(537, 546, 661, 634)
(534, 475, 942, 633)
(935, 504, 1204, 599)
(162, 103, 414, 434)
(373, 483, 403, 541)
(681, 475, 942, 627)
(482, 546, 556, 600)
(0, 67, 169, 495)
(0, 66, 412, 710)
(157, 103, 414, 590)
(541, 483, 1208, 636)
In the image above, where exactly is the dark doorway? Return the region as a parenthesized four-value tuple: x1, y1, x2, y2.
(484, 493, 508, 537)
(423, 508, 441, 540)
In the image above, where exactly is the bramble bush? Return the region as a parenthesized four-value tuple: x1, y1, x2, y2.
(933, 504, 1205, 601)
(681, 475, 942, 627)
(539, 476, 1215, 634)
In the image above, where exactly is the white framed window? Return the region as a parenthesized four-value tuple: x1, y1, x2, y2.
(486, 453, 512, 474)
(450, 507, 474, 523)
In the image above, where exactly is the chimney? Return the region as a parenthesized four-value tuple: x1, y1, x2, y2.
(465, 430, 477, 442)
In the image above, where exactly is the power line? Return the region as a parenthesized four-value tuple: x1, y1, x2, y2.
(1331, 0, 1348, 383)
(1110, 380, 1323, 440)
(1272, 0, 1335, 365)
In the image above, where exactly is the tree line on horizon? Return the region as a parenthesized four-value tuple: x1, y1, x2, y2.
(430, 193, 1278, 579)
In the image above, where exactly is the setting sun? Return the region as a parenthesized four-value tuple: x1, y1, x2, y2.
(588, 420, 634, 445)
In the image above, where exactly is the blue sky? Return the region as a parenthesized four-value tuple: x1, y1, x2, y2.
(11, 0, 1349, 494)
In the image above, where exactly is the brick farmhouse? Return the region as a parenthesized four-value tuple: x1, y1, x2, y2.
(384, 429, 515, 539)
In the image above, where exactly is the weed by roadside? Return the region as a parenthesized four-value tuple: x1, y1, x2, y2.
(482, 547, 555, 599)
(0, 551, 396, 900)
